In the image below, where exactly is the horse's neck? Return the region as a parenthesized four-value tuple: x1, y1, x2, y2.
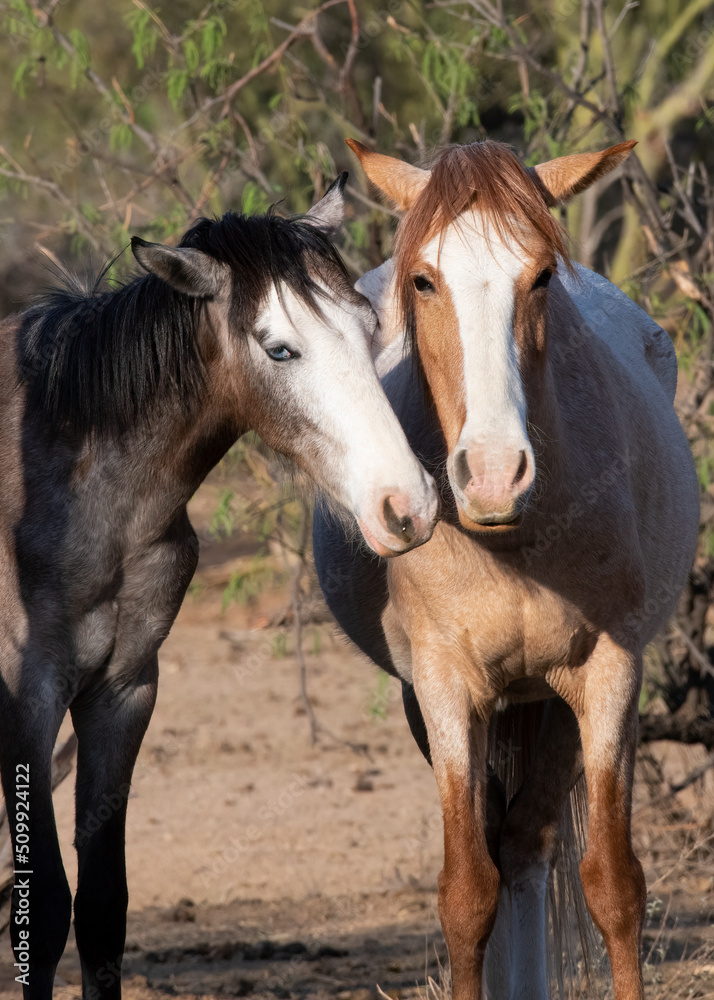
(530, 365, 571, 501)
(81, 397, 241, 538)
(380, 347, 446, 476)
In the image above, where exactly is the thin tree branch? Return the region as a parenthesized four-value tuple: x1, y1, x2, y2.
(639, 712, 714, 750)
(293, 500, 320, 747)
(0, 163, 103, 251)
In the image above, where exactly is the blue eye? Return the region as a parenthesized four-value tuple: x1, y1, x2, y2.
(265, 345, 298, 361)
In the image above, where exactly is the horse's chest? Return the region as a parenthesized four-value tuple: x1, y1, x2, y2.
(20, 523, 197, 697)
(387, 539, 594, 697)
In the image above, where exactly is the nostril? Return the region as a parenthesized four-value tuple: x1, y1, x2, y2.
(513, 450, 528, 487)
(383, 497, 415, 544)
(455, 449, 472, 491)
(399, 515, 414, 544)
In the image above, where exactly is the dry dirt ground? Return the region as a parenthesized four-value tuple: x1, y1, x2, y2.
(0, 484, 713, 1000)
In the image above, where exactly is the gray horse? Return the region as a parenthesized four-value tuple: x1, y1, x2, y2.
(0, 176, 437, 1000)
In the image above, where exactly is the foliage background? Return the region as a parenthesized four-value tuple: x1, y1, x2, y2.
(1, 0, 714, 744)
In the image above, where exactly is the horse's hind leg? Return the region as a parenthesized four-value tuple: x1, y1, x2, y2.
(401, 681, 431, 764)
(0, 687, 71, 1000)
(484, 699, 583, 1000)
(70, 656, 158, 1000)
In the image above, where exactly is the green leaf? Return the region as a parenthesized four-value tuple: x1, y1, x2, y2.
(183, 38, 200, 73)
(69, 29, 90, 69)
(126, 9, 156, 70)
(368, 670, 392, 721)
(209, 489, 236, 539)
(251, 41, 269, 67)
(200, 57, 232, 90)
(241, 182, 270, 216)
(51, 45, 69, 70)
(109, 122, 133, 152)
(68, 30, 91, 89)
(12, 57, 30, 97)
(167, 68, 189, 110)
(346, 219, 369, 250)
(201, 17, 227, 61)
(80, 201, 101, 224)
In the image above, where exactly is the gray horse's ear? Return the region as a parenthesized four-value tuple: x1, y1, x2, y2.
(355, 259, 402, 354)
(305, 172, 347, 235)
(131, 237, 224, 298)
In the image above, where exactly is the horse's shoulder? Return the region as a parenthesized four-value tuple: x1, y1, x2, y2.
(556, 263, 677, 403)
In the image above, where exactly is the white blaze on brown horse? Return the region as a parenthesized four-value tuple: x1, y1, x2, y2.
(315, 140, 699, 1000)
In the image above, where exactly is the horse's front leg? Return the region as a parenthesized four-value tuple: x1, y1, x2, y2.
(568, 636, 646, 1000)
(0, 675, 72, 1000)
(412, 647, 499, 1000)
(70, 655, 158, 1000)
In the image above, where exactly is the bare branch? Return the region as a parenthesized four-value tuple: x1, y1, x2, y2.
(639, 713, 714, 751)
(292, 500, 320, 746)
(0, 162, 103, 252)
(593, 0, 622, 122)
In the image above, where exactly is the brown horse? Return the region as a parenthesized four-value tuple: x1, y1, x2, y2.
(314, 141, 699, 999)
(0, 176, 438, 1000)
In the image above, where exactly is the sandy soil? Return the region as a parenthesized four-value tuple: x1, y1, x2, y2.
(0, 487, 712, 999)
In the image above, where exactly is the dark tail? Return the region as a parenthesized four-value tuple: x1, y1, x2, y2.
(487, 702, 602, 998)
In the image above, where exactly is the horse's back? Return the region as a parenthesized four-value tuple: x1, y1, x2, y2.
(558, 262, 678, 402)
(557, 263, 698, 641)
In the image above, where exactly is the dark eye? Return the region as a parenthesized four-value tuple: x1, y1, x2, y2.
(532, 268, 553, 291)
(413, 275, 435, 294)
(265, 345, 299, 361)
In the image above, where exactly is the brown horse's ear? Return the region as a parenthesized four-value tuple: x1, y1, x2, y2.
(533, 140, 637, 205)
(131, 237, 224, 298)
(346, 138, 430, 211)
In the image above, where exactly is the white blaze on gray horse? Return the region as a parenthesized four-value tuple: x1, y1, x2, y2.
(0, 176, 438, 1000)
(314, 140, 699, 1000)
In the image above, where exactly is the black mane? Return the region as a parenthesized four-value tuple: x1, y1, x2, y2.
(18, 211, 350, 439)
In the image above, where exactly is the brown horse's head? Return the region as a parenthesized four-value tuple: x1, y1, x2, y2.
(348, 139, 635, 532)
